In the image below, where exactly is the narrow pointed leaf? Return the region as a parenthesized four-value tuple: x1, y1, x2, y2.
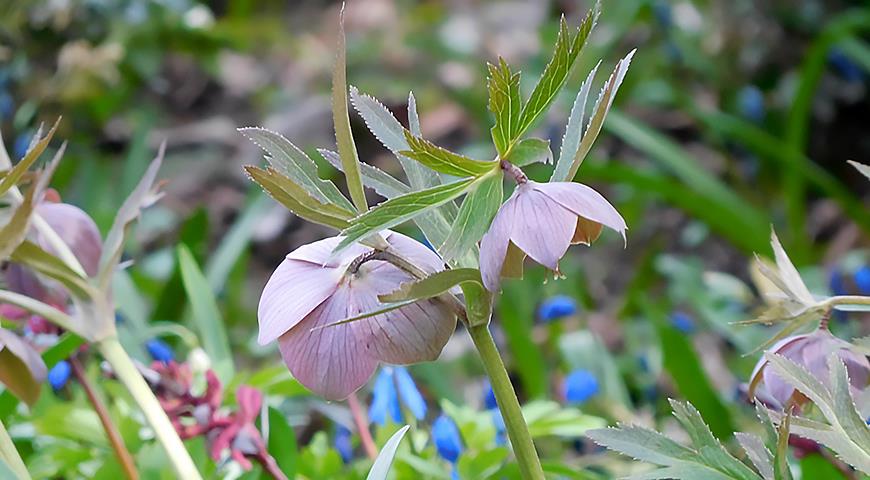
(551, 61, 600, 181)
(245, 166, 353, 230)
(336, 177, 476, 253)
(366, 425, 411, 480)
(0, 118, 59, 195)
(773, 410, 794, 480)
(240, 127, 355, 211)
(440, 171, 502, 261)
(401, 132, 497, 178)
(379, 268, 482, 303)
(320, 148, 409, 199)
(332, 6, 367, 212)
(487, 57, 522, 157)
(848, 160, 870, 180)
(734, 433, 774, 480)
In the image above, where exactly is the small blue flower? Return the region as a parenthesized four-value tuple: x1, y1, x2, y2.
(737, 86, 765, 123)
(829, 269, 847, 296)
(564, 369, 599, 405)
(669, 311, 695, 334)
(537, 295, 577, 322)
(828, 49, 863, 83)
(48, 360, 72, 391)
(855, 266, 870, 295)
(13, 132, 32, 160)
(432, 414, 463, 463)
(146, 339, 175, 363)
(491, 409, 506, 446)
(369, 368, 401, 425)
(394, 366, 426, 420)
(483, 381, 497, 410)
(335, 426, 353, 463)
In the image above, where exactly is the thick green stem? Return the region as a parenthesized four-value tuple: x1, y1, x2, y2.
(0, 418, 29, 480)
(97, 338, 202, 480)
(467, 324, 544, 480)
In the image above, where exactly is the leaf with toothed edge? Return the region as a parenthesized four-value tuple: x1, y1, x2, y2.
(487, 57, 522, 157)
(319, 148, 410, 199)
(550, 61, 600, 182)
(400, 131, 497, 178)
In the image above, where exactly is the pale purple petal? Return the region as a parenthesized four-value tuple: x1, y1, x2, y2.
(352, 273, 456, 365)
(287, 236, 369, 267)
(36, 203, 103, 276)
(508, 185, 575, 270)
(257, 257, 341, 345)
(278, 283, 378, 400)
(532, 182, 627, 240)
(479, 194, 517, 292)
(384, 231, 445, 274)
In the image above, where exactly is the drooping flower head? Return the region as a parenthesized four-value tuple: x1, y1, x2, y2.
(257, 231, 456, 400)
(479, 180, 626, 292)
(749, 330, 870, 410)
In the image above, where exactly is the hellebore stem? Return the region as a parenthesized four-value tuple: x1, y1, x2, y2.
(97, 338, 202, 480)
(70, 357, 139, 480)
(467, 324, 543, 480)
(347, 392, 378, 459)
(0, 418, 30, 480)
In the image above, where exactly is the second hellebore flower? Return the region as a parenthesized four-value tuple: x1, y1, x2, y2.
(479, 181, 626, 292)
(749, 330, 870, 409)
(258, 232, 455, 400)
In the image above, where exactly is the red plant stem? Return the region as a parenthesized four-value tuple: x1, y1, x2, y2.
(70, 357, 139, 480)
(347, 392, 378, 459)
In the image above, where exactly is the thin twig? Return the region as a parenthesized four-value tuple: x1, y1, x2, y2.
(347, 392, 378, 460)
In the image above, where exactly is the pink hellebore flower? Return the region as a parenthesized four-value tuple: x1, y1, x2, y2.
(257, 231, 455, 401)
(749, 330, 870, 409)
(479, 181, 626, 292)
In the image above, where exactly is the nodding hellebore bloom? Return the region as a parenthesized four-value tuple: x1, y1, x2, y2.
(749, 330, 870, 410)
(479, 179, 626, 292)
(537, 295, 578, 322)
(564, 369, 599, 405)
(257, 231, 455, 400)
(368, 366, 426, 425)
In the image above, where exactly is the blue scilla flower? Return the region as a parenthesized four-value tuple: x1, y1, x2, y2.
(828, 49, 863, 83)
(564, 369, 599, 405)
(855, 266, 870, 295)
(537, 295, 577, 322)
(13, 132, 32, 160)
(48, 360, 72, 391)
(369, 366, 426, 425)
(0, 92, 12, 120)
(829, 269, 847, 296)
(432, 414, 463, 463)
(669, 311, 695, 334)
(483, 381, 497, 410)
(146, 339, 175, 363)
(491, 409, 506, 446)
(335, 425, 353, 463)
(737, 86, 765, 123)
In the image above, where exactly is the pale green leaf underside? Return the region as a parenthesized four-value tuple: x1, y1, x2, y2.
(439, 171, 503, 261)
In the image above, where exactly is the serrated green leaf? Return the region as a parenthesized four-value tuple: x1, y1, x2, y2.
(847, 160, 870, 180)
(515, 6, 599, 150)
(239, 127, 355, 211)
(97, 145, 164, 291)
(0, 118, 59, 196)
(506, 138, 552, 167)
(587, 425, 696, 466)
(551, 61, 600, 181)
(734, 433, 774, 480)
(178, 244, 234, 382)
(319, 148, 409, 199)
(366, 425, 410, 480)
(440, 170, 502, 261)
(561, 50, 635, 182)
(379, 268, 482, 304)
(245, 166, 353, 230)
(400, 131, 497, 178)
(827, 355, 870, 456)
(336, 177, 477, 253)
(487, 57, 522, 157)
(332, 6, 367, 212)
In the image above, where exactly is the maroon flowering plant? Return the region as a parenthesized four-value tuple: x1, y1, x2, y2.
(257, 231, 455, 400)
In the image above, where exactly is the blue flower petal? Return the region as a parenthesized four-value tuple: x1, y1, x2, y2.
(483, 381, 497, 410)
(491, 409, 506, 446)
(394, 366, 426, 420)
(855, 266, 870, 295)
(48, 360, 72, 391)
(146, 339, 175, 363)
(537, 295, 578, 322)
(829, 269, 847, 296)
(432, 414, 463, 463)
(737, 85, 765, 123)
(564, 369, 599, 405)
(335, 426, 353, 463)
(369, 368, 401, 425)
(669, 311, 695, 334)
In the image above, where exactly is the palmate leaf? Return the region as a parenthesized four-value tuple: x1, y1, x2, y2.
(439, 170, 503, 261)
(240, 127, 355, 211)
(764, 353, 870, 473)
(335, 177, 477, 253)
(332, 5, 367, 212)
(488, 57, 522, 158)
(400, 131, 497, 178)
(245, 165, 354, 230)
